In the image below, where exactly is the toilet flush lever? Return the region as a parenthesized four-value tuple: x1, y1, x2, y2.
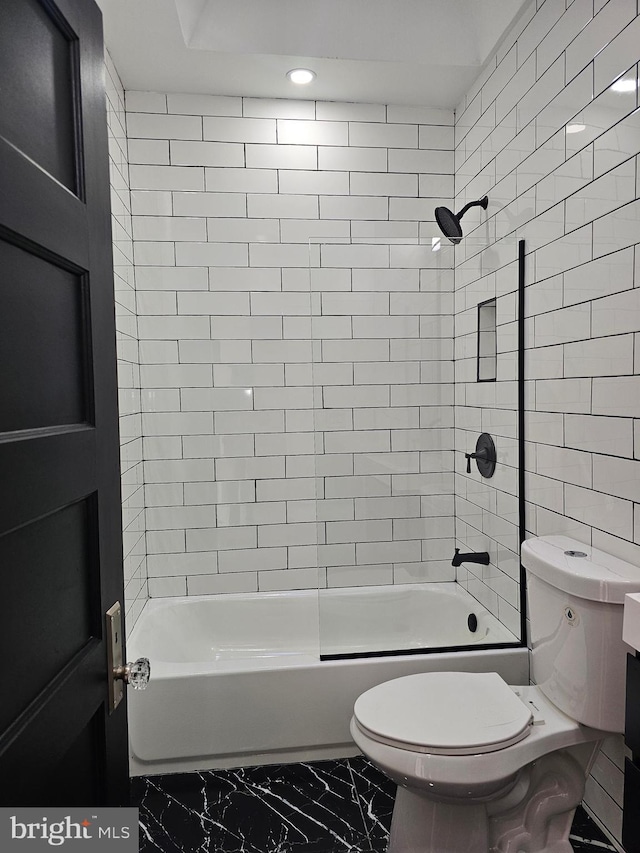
(106, 602, 151, 714)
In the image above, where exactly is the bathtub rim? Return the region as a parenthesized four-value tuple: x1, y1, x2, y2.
(128, 581, 523, 668)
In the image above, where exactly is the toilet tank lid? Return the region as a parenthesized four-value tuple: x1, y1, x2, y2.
(522, 535, 640, 603)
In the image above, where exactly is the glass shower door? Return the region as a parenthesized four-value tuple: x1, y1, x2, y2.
(453, 235, 523, 647)
(310, 237, 459, 657)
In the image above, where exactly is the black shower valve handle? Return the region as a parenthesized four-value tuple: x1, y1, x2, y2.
(465, 432, 497, 479)
(465, 448, 489, 473)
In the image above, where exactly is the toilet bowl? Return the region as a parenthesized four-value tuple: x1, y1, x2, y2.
(352, 674, 602, 799)
(351, 536, 640, 853)
(351, 674, 604, 852)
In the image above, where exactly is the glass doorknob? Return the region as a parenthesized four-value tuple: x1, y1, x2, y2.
(113, 657, 150, 690)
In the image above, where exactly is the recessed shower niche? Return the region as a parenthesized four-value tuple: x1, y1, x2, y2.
(477, 297, 497, 382)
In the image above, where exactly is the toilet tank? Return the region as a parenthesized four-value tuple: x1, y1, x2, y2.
(522, 535, 640, 732)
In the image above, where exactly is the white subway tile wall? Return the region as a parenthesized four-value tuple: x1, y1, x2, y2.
(312, 240, 455, 589)
(123, 89, 456, 599)
(454, 0, 640, 842)
(106, 51, 148, 630)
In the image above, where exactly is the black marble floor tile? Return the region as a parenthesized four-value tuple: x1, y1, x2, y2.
(346, 755, 394, 851)
(569, 806, 617, 851)
(134, 759, 369, 853)
(132, 757, 617, 853)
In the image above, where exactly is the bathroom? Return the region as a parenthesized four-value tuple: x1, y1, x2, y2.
(1, 0, 640, 849)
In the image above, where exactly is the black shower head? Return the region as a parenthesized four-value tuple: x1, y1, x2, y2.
(434, 195, 489, 244)
(435, 206, 463, 244)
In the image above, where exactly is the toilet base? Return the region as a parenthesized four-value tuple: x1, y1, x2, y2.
(389, 790, 488, 853)
(385, 745, 601, 853)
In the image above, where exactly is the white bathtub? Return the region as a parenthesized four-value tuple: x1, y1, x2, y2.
(128, 583, 528, 775)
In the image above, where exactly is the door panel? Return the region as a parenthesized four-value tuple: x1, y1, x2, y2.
(0, 0, 129, 806)
(0, 0, 81, 194)
(38, 710, 106, 807)
(1, 501, 97, 733)
(0, 238, 90, 432)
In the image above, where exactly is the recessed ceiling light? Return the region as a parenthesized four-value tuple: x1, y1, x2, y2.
(566, 123, 586, 134)
(610, 78, 638, 93)
(287, 68, 316, 85)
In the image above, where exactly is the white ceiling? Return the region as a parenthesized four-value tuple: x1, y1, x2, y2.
(97, 0, 530, 108)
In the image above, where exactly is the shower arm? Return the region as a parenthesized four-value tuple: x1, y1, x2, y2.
(455, 196, 488, 221)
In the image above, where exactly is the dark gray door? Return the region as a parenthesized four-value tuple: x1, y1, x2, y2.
(0, 0, 129, 805)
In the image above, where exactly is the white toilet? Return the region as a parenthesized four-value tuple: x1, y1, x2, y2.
(351, 535, 640, 853)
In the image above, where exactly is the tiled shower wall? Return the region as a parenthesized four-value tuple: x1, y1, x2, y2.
(106, 51, 148, 630)
(309, 241, 455, 590)
(454, 0, 640, 842)
(124, 91, 455, 596)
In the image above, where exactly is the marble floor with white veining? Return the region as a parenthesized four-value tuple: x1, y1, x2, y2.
(131, 756, 617, 853)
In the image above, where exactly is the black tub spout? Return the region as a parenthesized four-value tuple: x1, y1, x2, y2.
(451, 548, 490, 567)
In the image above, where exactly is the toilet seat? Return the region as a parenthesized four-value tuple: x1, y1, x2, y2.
(353, 671, 533, 755)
